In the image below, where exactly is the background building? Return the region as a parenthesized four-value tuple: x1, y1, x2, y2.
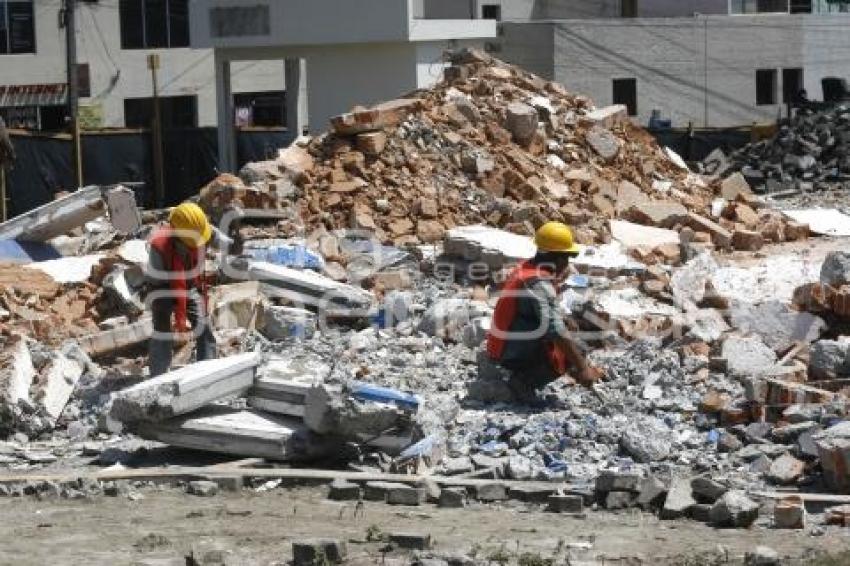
(428, 0, 850, 127)
(0, 0, 283, 130)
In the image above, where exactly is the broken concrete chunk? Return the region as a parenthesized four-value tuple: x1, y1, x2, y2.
(814, 422, 850, 493)
(610, 220, 679, 249)
(721, 335, 777, 377)
(626, 201, 688, 229)
(105, 186, 142, 235)
(77, 318, 153, 358)
(660, 478, 695, 520)
(548, 494, 584, 514)
(821, 251, 850, 288)
(727, 301, 825, 353)
(110, 353, 261, 424)
(809, 339, 850, 380)
(37, 351, 85, 426)
(766, 453, 805, 485)
(292, 539, 347, 566)
(709, 490, 759, 528)
(261, 306, 317, 341)
(586, 126, 619, 162)
(330, 99, 420, 135)
(443, 225, 535, 269)
(720, 173, 753, 201)
(581, 104, 628, 128)
(328, 479, 361, 501)
(774, 496, 806, 529)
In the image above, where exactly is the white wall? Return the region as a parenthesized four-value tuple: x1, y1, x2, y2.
(0, 1, 282, 127)
(500, 15, 850, 128)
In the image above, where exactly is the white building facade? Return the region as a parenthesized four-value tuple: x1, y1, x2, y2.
(431, 0, 850, 127)
(189, 0, 496, 171)
(0, 0, 283, 130)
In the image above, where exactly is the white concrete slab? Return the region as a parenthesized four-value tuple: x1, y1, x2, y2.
(25, 254, 105, 284)
(783, 209, 850, 237)
(110, 352, 261, 424)
(443, 225, 535, 267)
(39, 354, 84, 423)
(610, 220, 680, 248)
(117, 239, 148, 264)
(0, 186, 105, 242)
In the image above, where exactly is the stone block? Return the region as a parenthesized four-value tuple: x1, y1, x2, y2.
(388, 533, 432, 550)
(626, 201, 688, 229)
(187, 480, 219, 497)
(586, 126, 619, 162)
(386, 486, 426, 506)
(774, 496, 806, 529)
(660, 478, 695, 520)
(331, 99, 420, 135)
(690, 477, 727, 503)
(686, 213, 732, 249)
(438, 487, 466, 508)
(581, 104, 628, 128)
(504, 102, 538, 145)
(548, 494, 584, 514)
(595, 471, 641, 493)
(732, 229, 764, 252)
(474, 483, 507, 502)
(709, 490, 759, 528)
(355, 131, 387, 156)
(328, 479, 361, 501)
(292, 540, 347, 565)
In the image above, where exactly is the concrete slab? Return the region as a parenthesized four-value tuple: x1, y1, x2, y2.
(2, 337, 34, 406)
(228, 259, 372, 312)
(610, 220, 680, 249)
(110, 352, 261, 424)
(728, 301, 826, 353)
(135, 406, 333, 462)
(0, 186, 105, 242)
(443, 225, 535, 269)
(783, 209, 850, 237)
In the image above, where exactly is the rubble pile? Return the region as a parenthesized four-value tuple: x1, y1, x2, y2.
(206, 49, 809, 263)
(4, 50, 850, 540)
(715, 105, 850, 195)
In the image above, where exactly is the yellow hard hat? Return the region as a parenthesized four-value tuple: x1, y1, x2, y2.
(534, 221, 580, 255)
(169, 202, 212, 249)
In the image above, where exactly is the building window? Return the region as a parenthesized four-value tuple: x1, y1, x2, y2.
(119, 0, 190, 50)
(790, 0, 812, 13)
(782, 68, 804, 103)
(756, 69, 778, 106)
(233, 91, 286, 127)
(124, 95, 197, 128)
(613, 78, 637, 116)
(621, 0, 638, 17)
(0, 1, 35, 54)
(482, 4, 502, 20)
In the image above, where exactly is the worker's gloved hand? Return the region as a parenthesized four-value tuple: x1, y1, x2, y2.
(576, 366, 604, 387)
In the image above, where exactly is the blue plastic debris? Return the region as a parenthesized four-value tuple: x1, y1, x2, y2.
(706, 429, 720, 444)
(0, 240, 61, 264)
(477, 440, 509, 457)
(349, 381, 419, 410)
(565, 274, 590, 288)
(398, 434, 437, 461)
(245, 244, 324, 270)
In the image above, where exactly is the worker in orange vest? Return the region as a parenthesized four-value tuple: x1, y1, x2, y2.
(145, 202, 232, 376)
(487, 222, 602, 400)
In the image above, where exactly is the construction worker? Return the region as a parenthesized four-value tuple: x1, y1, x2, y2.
(146, 202, 233, 376)
(486, 222, 601, 400)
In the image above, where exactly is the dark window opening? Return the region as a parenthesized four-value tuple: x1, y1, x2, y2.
(1, 1, 35, 55)
(790, 0, 812, 13)
(0, 105, 65, 131)
(613, 78, 638, 116)
(233, 91, 286, 128)
(482, 4, 501, 20)
(124, 95, 197, 129)
(119, 0, 190, 49)
(621, 0, 638, 18)
(782, 68, 804, 103)
(756, 69, 778, 106)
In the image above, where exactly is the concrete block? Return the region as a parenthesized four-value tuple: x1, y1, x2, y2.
(327, 479, 360, 501)
(1, 336, 35, 407)
(438, 487, 466, 508)
(508, 485, 556, 504)
(774, 496, 806, 529)
(766, 453, 805, 485)
(388, 533, 432, 550)
(595, 470, 641, 493)
(473, 483, 507, 502)
(0, 186, 105, 242)
(292, 539, 347, 565)
(364, 481, 408, 502)
(105, 186, 142, 234)
(386, 485, 426, 506)
(110, 353, 260, 424)
(261, 306, 316, 340)
(690, 503, 713, 523)
(814, 422, 850, 493)
(134, 406, 333, 462)
(605, 491, 634, 510)
(686, 213, 732, 249)
(208, 281, 264, 331)
(548, 494, 583, 514)
(709, 490, 759, 528)
(187, 480, 219, 497)
(635, 476, 668, 510)
(690, 477, 727, 503)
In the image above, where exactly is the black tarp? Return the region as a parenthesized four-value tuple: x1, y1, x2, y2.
(5, 128, 294, 217)
(648, 127, 753, 163)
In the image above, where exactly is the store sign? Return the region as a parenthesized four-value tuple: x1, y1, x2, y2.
(0, 84, 67, 108)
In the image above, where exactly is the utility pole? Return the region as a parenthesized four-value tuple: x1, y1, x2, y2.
(148, 53, 166, 208)
(64, 0, 83, 188)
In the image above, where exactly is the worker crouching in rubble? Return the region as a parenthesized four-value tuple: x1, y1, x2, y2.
(486, 222, 602, 401)
(146, 202, 234, 377)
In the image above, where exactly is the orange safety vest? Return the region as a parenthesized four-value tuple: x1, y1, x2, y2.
(486, 260, 570, 375)
(149, 225, 205, 332)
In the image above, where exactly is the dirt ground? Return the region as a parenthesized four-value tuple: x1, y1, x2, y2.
(0, 485, 845, 565)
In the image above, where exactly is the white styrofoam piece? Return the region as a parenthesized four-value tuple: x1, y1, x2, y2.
(25, 254, 105, 283)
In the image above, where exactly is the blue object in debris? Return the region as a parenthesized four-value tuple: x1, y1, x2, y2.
(245, 245, 325, 270)
(349, 381, 419, 410)
(0, 240, 61, 263)
(565, 274, 590, 288)
(398, 434, 437, 460)
(706, 429, 720, 444)
(478, 440, 509, 456)
(544, 453, 568, 473)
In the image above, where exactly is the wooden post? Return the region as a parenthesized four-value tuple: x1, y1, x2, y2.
(0, 166, 6, 222)
(148, 53, 166, 208)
